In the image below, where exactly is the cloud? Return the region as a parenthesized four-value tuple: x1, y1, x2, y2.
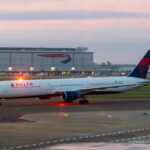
(1, 11, 150, 20)
(0, 0, 150, 13)
(0, 19, 114, 31)
(0, 18, 149, 31)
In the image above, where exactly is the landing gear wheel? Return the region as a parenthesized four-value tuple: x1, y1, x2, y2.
(79, 99, 89, 104)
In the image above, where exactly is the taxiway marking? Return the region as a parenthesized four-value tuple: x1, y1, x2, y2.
(1, 127, 150, 150)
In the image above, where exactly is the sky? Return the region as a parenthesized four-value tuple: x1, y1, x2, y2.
(0, 0, 150, 64)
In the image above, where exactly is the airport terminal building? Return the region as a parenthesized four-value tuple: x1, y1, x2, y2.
(0, 47, 94, 73)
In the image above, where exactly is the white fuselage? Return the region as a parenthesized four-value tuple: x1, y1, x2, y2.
(0, 76, 148, 99)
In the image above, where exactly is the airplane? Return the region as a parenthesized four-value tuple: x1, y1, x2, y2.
(0, 50, 150, 105)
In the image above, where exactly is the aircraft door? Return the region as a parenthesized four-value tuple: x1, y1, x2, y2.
(40, 81, 57, 94)
(3, 82, 9, 93)
(48, 83, 57, 93)
(0, 82, 9, 98)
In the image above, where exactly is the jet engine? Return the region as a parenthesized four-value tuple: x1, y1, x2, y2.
(62, 91, 80, 102)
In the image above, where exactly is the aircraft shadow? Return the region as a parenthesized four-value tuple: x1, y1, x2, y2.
(0, 119, 35, 123)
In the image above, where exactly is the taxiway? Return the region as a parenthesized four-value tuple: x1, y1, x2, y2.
(0, 98, 150, 149)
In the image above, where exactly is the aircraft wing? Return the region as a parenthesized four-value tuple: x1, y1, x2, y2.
(77, 84, 136, 94)
(78, 80, 150, 94)
(54, 80, 150, 95)
(55, 83, 136, 95)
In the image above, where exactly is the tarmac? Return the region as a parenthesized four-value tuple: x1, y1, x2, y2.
(0, 98, 150, 149)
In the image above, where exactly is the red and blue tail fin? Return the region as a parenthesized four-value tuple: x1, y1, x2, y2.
(128, 50, 150, 79)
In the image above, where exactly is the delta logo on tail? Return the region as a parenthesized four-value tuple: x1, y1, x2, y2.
(38, 54, 72, 64)
(129, 50, 150, 79)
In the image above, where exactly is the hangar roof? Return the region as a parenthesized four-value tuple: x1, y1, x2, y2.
(0, 47, 89, 53)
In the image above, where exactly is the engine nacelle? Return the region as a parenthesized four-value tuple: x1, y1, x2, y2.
(62, 91, 80, 102)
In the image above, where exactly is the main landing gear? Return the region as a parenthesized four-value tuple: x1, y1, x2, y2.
(79, 96, 89, 104)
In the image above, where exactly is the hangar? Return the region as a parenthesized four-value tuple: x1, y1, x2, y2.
(0, 47, 94, 73)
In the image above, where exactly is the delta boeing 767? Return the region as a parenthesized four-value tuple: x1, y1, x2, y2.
(0, 50, 150, 105)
